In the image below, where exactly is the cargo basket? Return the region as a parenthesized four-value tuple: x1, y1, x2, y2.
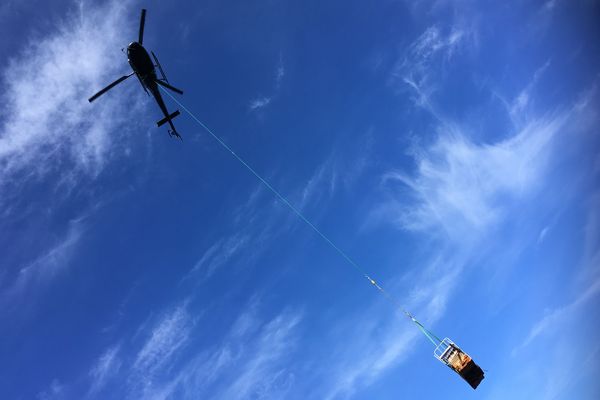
(434, 338, 484, 389)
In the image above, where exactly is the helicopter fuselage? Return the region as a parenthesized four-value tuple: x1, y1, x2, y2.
(127, 41, 157, 89)
(126, 41, 180, 137)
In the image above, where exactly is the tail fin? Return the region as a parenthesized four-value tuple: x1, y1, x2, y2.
(157, 110, 180, 127)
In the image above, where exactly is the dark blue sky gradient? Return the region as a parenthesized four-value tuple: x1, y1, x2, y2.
(1, 1, 599, 399)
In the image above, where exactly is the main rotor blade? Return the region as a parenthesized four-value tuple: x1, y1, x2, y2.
(88, 72, 134, 103)
(138, 9, 146, 44)
(155, 79, 183, 95)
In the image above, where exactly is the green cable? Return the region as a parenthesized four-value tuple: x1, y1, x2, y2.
(413, 319, 443, 346)
(159, 86, 443, 347)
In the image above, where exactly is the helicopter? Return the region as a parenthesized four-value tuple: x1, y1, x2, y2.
(88, 9, 184, 140)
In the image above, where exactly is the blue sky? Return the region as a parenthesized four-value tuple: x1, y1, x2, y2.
(1, 0, 599, 399)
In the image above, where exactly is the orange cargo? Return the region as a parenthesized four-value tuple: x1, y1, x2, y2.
(434, 338, 484, 389)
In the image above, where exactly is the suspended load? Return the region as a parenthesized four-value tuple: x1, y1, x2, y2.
(149, 45, 488, 389)
(434, 338, 484, 389)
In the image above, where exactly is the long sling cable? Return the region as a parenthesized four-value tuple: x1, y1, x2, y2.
(160, 86, 443, 347)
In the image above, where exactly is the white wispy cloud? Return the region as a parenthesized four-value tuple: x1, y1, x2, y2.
(295, 157, 338, 211)
(544, 0, 559, 10)
(132, 304, 192, 379)
(1, 217, 85, 308)
(187, 233, 250, 281)
(537, 225, 550, 243)
(81, 304, 194, 400)
(214, 310, 302, 400)
(37, 379, 65, 400)
(182, 188, 280, 286)
(515, 186, 600, 357)
(376, 113, 565, 240)
(275, 53, 285, 89)
(120, 300, 302, 400)
(121, 303, 195, 399)
(409, 25, 465, 63)
(248, 55, 286, 112)
(392, 24, 470, 112)
(249, 96, 272, 110)
(514, 277, 600, 355)
(0, 0, 142, 208)
(498, 254, 600, 400)
(507, 60, 552, 124)
(87, 345, 122, 397)
(377, 75, 598, 244)
(321, 311, 418, 400)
